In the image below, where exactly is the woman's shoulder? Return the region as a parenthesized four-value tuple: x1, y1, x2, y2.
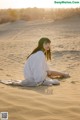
(36, 51, 45, 57)
(28, 50, 45, 60)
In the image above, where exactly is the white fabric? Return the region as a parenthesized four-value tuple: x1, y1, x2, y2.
(21, 51, 49, 86)
(42, 78, 60, 86)
(20, 50, 60, 86)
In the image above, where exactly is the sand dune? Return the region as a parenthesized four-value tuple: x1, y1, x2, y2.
(0, 15, 80, 120)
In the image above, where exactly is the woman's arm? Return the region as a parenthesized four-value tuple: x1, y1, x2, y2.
(47, 70, 70, 78)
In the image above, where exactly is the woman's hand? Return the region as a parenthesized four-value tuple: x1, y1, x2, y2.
(47, 70, 70, 79)
(62, 73, 70, 78)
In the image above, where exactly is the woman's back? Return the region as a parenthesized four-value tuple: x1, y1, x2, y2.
(24, 50, 47, 82)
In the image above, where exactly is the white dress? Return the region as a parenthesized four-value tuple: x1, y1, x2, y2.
(0, 51, 60, 86)
(20, 51, 60, 86)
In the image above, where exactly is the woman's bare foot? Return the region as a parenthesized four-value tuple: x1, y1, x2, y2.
(47, 70, 70, 79)
(48, 73, 70, 79)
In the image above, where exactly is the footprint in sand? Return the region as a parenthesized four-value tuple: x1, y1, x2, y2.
(71, 81, 80, 84)
(0, 68, 3, 70)
(6, 74, 12, 77)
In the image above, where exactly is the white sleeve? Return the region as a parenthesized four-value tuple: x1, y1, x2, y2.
(30, 52, 48, 83)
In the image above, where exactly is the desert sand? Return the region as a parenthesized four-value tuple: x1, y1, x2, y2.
(0, 15, 80, 120)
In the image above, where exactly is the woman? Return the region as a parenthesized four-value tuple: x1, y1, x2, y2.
(20, 37, 69, 86)
(0, 37, 70, 86)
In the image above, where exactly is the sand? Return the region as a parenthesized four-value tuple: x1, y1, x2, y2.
(0, 15, 80, 120)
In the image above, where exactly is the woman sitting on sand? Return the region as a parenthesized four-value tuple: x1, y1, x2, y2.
(20, 37, 69, 86)
(0, 37, 69, 86)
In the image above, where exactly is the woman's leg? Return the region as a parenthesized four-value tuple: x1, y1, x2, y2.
(42, 79, 60, 86)
(47, 70, 70, 79)
(42, 78, 60, 86)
